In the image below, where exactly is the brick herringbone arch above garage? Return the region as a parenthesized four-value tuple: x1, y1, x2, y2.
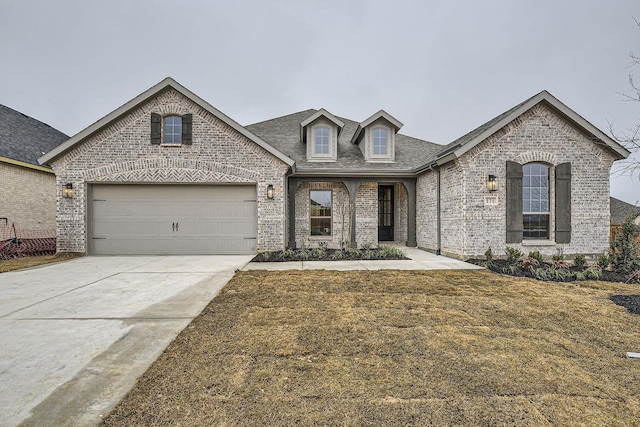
(82, 158, 260, 183)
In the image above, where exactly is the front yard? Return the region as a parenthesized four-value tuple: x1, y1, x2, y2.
(102, 270, 640, 426)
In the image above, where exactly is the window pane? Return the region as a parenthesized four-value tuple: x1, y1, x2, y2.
(164, 115, 182, 144)
(310, 218, 331, 236)
(522, 162, 549, 213)
(373, 128, 387, 155)
(523, 214, 549, 239)
(310, 190, 332, 236)
(315, 127, 329, 154)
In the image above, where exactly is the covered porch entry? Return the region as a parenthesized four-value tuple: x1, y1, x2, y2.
(287, 177, 417, 249)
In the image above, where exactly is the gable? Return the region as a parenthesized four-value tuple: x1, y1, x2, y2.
(419, 90, 630, 171)
(39, 78, 294, 168)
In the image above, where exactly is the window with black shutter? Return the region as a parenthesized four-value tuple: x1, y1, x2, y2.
(150, 113, 193, 145)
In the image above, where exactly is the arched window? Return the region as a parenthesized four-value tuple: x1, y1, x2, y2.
(523, 162, 550, 239)
(314, 126, 330, 154)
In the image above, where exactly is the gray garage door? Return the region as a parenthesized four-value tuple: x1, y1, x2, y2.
(90, 184, 257, 255)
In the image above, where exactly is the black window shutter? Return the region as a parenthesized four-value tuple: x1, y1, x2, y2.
(151, 113, 161, 144)
(555, 162, 571, 243)
(506, 161, 523, 243)
(182, 114, 193, 145)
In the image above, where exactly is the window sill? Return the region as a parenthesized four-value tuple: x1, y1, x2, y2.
(307, 158, 336, 162)
(160, 143, 183, 147)
(309, 235, 332, 239)
(521, 240, 556, 246)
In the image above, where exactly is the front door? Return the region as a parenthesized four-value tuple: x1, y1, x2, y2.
(378, 185, 394, 241)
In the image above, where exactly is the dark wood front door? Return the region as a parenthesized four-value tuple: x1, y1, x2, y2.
(378, 185, 394, 241)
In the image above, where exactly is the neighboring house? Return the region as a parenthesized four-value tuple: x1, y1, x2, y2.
(39, 78, 630, 258)
(610, 196, 640, 241)
(0, 105, 69, 232)
(610, 197, 640, 226)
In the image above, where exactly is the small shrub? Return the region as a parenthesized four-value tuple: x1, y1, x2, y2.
(258, 251, 272, 261)
(345, 247, 361, 258)
(502, 265, 520, 275)
(573, 255, 587, 269)
(552, 249, 564, 261)
(484, 247, 494, 263)
(547, 267, 569, 281)
(610, 215, 640, 275)
(505, 247, 523, 264)
(280, 248, 296, 260)
(379, 245, 405, 258)
(596, 253, 612, 271)
(531, 267, 550, 281)
(311, 247, 326, 259)
(318, 241, 329, 250)
(528, 251, 544, 264)
(518, 256, 539, 269)
(552, 260, 571, 270)
(295, 248, 310, 261)
(330, 250, 345, 260)
(360, 243, 373, 251)
(572, 271, 586, 281)
(583, 267, 602, 280)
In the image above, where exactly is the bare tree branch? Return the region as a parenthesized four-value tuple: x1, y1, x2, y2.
(610, 17, 640, 180)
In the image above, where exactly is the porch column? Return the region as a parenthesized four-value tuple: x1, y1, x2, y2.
(343, 180, 361, 249)
(287, 178, 302, 249)
(403, 179, 417, 247)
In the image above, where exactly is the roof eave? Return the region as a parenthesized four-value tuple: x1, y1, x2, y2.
(0, 156, 54, 173)
(293, 168, 416, 178)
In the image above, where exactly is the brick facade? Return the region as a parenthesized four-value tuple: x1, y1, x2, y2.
(417, 105, 617, 259)
(0, 162, 56, 232)
(294, 181, 379, 249)
(51, 89, 290, 254)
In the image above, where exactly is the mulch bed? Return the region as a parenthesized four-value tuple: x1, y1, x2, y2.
(252, 249, 408, 262)
(610, 295, 640, 315)
(467, 259, 629, 283)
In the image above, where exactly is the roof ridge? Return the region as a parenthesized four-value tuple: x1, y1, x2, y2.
(246, 109, 318, 127)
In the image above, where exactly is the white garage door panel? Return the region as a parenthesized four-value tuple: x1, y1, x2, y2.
(91, 184, 257, 255)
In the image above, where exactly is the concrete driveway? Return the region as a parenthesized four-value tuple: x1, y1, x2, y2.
(0, 255, 252, 427)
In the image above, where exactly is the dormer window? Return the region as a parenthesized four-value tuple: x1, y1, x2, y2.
(351, 110, 403, 163)
(314, 126, 330, 155)
(373, 127, 388, 155)
(300, 109, 344, 162)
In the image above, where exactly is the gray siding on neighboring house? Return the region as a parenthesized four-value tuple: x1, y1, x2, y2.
(51, 89, 290, 254)
(420, 104, 617, 258)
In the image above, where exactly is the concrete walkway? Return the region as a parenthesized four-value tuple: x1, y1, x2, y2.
(0, 255, 252, 427)
(242, 247, 483, 271)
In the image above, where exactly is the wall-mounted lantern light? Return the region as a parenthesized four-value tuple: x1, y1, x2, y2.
(487, 175, 497, 192)
(63, 183, 74, 198)
(266, 184, 274, 200)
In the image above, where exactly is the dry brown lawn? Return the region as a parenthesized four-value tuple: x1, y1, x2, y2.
(102, 270, 640, 426)
(0, 255, 76, 273)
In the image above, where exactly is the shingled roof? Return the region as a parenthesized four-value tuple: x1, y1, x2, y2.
(610, 197, 640, 225)
(246, 109, 444, 174)
(0, 105, 69, 168)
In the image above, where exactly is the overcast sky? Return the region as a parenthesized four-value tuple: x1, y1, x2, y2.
(1, 0, 639, 203)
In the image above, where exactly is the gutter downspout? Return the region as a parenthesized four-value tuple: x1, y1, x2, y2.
(436, 166, 441, 255)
